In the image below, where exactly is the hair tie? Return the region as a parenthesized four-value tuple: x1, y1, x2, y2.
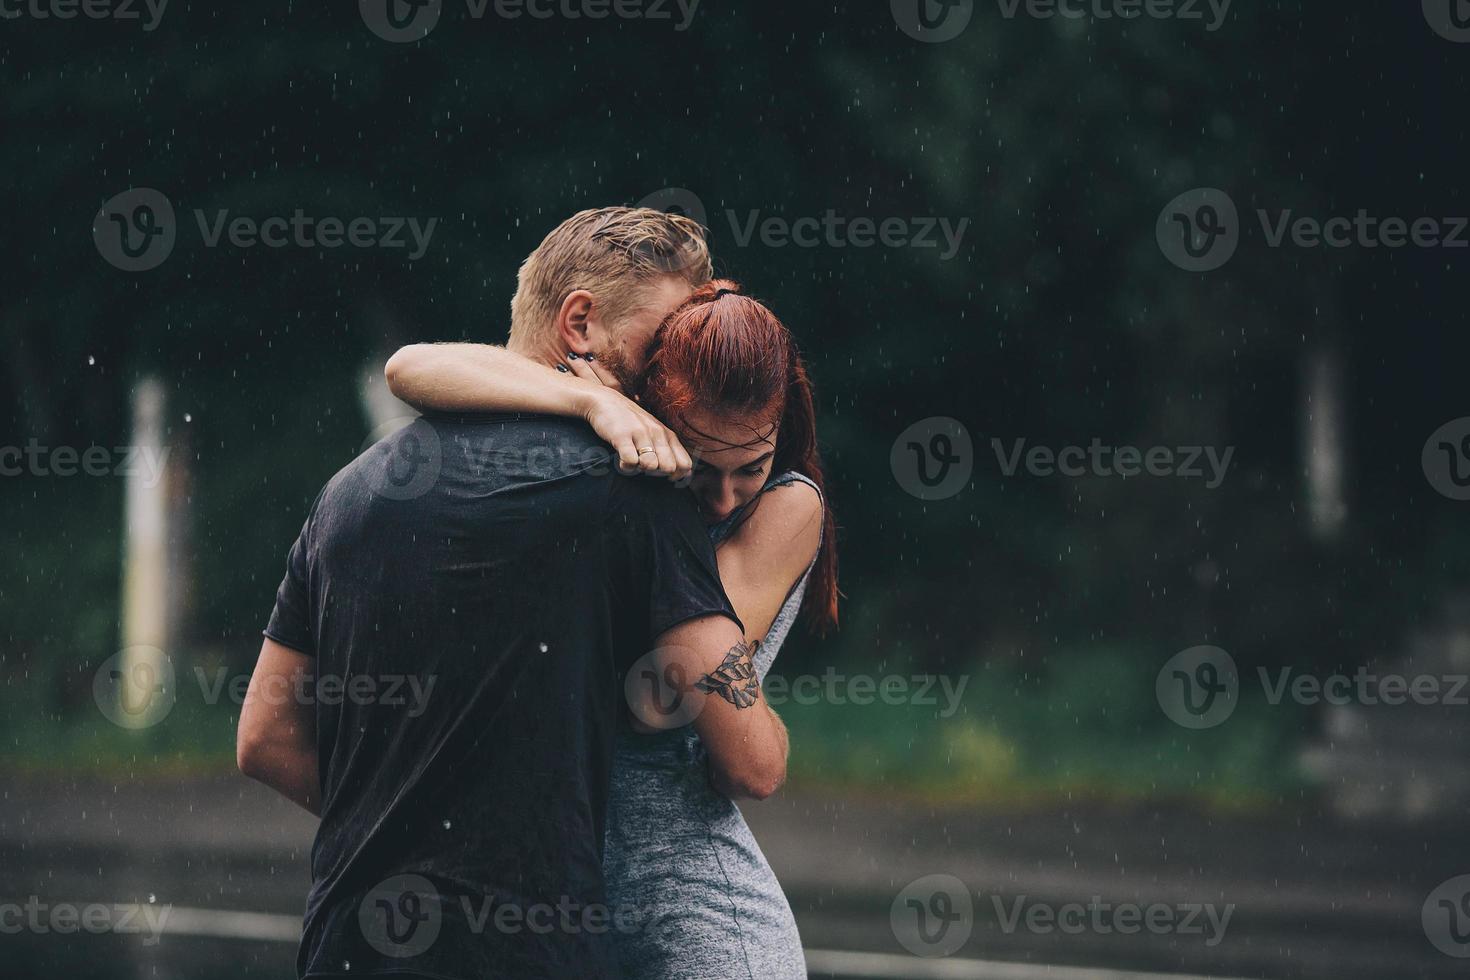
(713, 287, 738, 300)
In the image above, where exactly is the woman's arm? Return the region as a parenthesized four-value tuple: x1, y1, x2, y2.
(715, 481, 824, 642)
(384, 343, 691, 477)
(672, 482, 818, 800)
(654, 617, 790, 800)
(385, 342, 602, 416)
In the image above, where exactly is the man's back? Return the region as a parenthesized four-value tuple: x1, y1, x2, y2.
(263, 414, 735, 979)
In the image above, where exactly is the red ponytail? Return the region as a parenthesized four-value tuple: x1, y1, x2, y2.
(640, 279, 839, 634)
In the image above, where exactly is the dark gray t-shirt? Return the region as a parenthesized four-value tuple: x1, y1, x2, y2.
(263, 413, 738, 980)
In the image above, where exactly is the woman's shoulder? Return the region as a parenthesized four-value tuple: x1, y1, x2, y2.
(757, 471, 823, 524)
(723, 472, 823, 567)
(763, 469, 821, 498)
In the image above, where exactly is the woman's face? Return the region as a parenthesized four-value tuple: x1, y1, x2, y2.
(675, 406, 779, 524)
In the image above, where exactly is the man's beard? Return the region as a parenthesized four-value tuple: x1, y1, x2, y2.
(597, 343, 641, 393)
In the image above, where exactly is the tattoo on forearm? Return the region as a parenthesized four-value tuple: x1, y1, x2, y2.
(694, 639, 761, 709)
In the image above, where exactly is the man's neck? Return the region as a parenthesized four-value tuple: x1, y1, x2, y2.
(506, 339, 563, 370)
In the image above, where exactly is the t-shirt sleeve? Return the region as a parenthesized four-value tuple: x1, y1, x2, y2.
(262, 500, 319, 656)
(608, 474, 742, 643)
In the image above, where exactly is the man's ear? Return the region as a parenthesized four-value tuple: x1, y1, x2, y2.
(555, 289, 597, 355)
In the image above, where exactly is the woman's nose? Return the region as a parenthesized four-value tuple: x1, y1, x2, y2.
(707, 480, 738, 517)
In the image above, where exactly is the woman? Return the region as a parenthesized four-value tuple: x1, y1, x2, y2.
(386, 279, 838, 979)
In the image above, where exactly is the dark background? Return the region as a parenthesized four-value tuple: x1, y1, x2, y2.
(3, 2, 1469, 977)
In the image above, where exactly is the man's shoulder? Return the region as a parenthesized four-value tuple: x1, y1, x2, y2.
(318, 413, 615, 517)
(421, 410, 601, 446)
(604, 471, 706, 534)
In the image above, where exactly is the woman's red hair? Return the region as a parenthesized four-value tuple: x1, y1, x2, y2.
(639, 279, 839, 634)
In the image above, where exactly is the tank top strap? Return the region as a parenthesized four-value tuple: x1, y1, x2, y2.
(708, 470, 823, 547)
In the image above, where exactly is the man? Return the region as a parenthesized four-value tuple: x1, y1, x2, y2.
(237, 207, 790, 979)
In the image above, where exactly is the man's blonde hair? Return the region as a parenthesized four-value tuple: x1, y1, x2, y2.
(508, 207, 713, 351)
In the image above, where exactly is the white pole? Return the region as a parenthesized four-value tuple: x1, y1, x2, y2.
(118, 377, 170, 717)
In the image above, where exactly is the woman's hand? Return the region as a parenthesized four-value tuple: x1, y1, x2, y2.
(383, 342, 692, 480)
(569, 355, 693, 480)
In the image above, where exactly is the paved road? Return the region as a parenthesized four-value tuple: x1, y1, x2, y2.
(1, 773, 1464, 978)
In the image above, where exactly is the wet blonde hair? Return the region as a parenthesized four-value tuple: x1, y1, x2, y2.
(508, 207, 713, 351)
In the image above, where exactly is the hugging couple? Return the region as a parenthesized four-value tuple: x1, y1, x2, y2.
(237, 206, 839, 980)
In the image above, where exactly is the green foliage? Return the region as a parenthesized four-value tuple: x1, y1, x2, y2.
(1, 5, 1463, 797)
(782, 648, 1306, 805)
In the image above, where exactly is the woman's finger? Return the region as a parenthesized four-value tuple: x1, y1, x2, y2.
(622, 422, 659, 474)
(566, 352, 604, 386)
(632, 424, 667, 475)
(646, 427, 680, 477)
(666, 429, 695, 479)
(636, 442, 666, 474)
(611, 432, 643, 474)
(580, 352, 623, 392)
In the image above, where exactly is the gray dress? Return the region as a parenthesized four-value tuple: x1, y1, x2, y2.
(604, 471, 818, 980)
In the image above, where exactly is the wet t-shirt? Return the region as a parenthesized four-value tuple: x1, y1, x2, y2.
(262, 413, 739, 980)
